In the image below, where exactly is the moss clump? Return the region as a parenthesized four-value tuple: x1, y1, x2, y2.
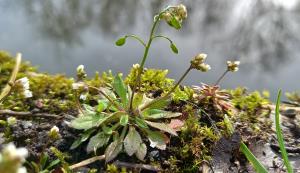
(125, 67, 174, 93)
(286, 91, 300, 104)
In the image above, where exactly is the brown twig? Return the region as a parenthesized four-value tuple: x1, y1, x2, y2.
(69, 155, 105, 170)
(113, 160, 161, 172)
(0, 110, 62, 119)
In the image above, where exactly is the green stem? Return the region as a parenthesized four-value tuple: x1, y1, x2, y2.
(214, 70, 228, 86)
(141, 66, 192, 111)
(125, 35, 146, 47)
(152, 35, 173, 44)
(129, 14, 162, 111)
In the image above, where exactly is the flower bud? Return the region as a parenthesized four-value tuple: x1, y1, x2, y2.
(177, 4, 187, 19)
(227, 61, 240, 72)
(7, 117, 16, 126)
(198, 63, 211, 72)
(48, 126, 60, 140)
(76, 65, 87, 80)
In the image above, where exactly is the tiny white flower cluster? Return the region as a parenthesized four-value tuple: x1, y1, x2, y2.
(0, 143, 28, 173)
(16, 77, 32, 98)
(161, 4, 187, 28)
(190, 53, 211, 72)
(227, 61, 240, 72)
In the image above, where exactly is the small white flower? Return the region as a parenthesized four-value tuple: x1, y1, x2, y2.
(132, 64, 140, 69)
(195, 53, 207, 63)
(177, 4, 187, 19)
(72, 82, 84, 90)
(7, 117, 17, 126)
(50, 126, 59, 133)
(23, 90, 32, 98)
(17, 167, 27, 173)
(48, 126, 60, 140)
(76, 65, 85, 73)
(79, 94, 87, 100)
(227, 61, 240, 72)
(3, 143, 28, 162)
(17, 77, 29, 90)
(199, 63, 211, 72)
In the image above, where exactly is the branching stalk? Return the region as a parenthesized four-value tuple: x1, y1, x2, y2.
(141, 66, 192, 111)
(129, 13, 163, 111)
(125, 35, 146, 47)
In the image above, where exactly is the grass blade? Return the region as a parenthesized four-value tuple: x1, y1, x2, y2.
(240, 142, 268, 173)
(275, 90, 294, 173)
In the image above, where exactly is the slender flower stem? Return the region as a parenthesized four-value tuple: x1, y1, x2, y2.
(141, 66, 192, 111)
(129, 14, 162, 111)
(152, 35, 173, 44)
(125, 35, 146, 47)
(214, 70, 229, 86)
(0, 53, 21, 103)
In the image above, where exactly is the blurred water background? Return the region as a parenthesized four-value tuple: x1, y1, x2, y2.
(0, 0, 299, 99)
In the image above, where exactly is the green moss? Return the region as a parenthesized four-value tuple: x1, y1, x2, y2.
(286, 91, 300, 103)
(125, 67, 174, 93)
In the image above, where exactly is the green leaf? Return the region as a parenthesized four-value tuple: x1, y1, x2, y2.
(115, 37, 126, 46)
(147, 98, 170, 110)
(45, 159, 60, 170)
(240, 142, 268, 173)
(102, 125, 113, 135)
(119, 114, 129, 126)
(105, 139, 123, 162)
(170, 43, 178, 54)
(132, 93, 143, 109)
(275, 90, 294, 173)
(70, 113, 110, 130)
(124, 127, 142, 156)
(97, 100, 108, 112)
(145, 120, 177, 136)
(170, 16, 181, 29)
(113, 74, 128, 106)
(135, 117, 148, 129)
(70, 129, 95, 149)
(147, 130, 167, 150)
(86, 132, 110, 153)
(143, 110, 181, 119)
(135, 143, 147, 161)
(83, 104, 95, 114)
(71, 114, 103, 130)
(40, 153, 49, 169)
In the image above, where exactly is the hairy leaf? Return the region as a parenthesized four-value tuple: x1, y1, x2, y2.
(70, 129, 95, 149)
(135, 117, 148, 129)
(70, 114, 107, 130)
(86, 132, 110, 153)
(105, 139, 123, 162)
(97, 99, 108, 112)
(113, 74, 128, 106)
(135, 143, 147, 161)
(147, 130, 167, 150)
(132, 93, 143, 109)
(145, 120, 178, 136)
(120, 114, 129, 126)
(143, 111, 181, 119)
(124, 127, 142, 156)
